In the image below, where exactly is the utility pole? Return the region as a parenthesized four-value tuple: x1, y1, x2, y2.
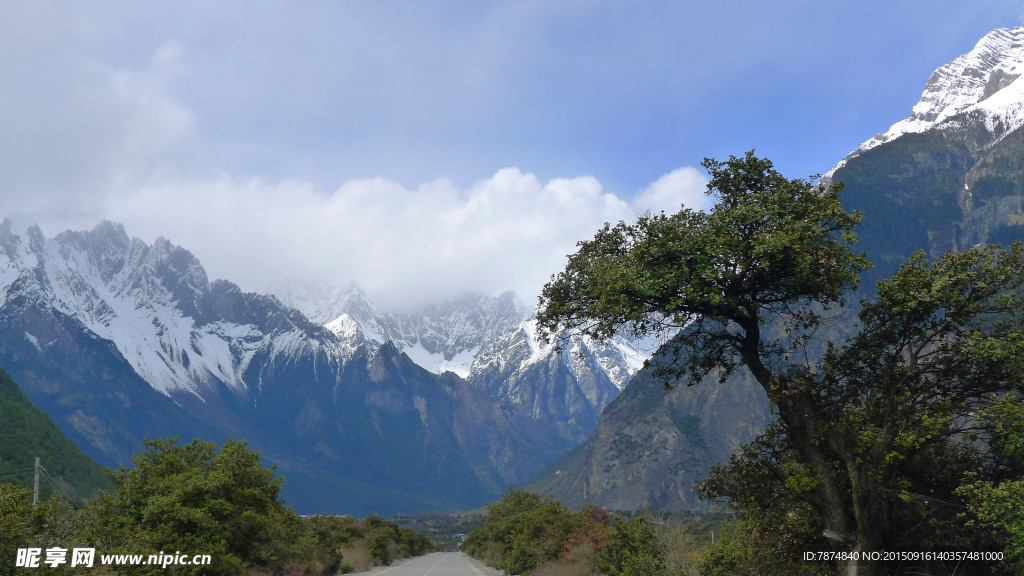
(32, 457, 40, 506)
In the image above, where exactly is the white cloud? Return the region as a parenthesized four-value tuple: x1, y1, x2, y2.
(631, 167, 710, 214)
(0, 37, 191, 227)
(101, 168, 643, 310)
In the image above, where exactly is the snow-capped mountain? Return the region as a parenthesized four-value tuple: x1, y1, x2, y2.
(0, 217, 581, 514)
(820, 25, 1024, 291)
(468, 319, 652, 443)
(1, 217, 337, 402)
(270, 281, 531, 377)
(534, 24, 1024, 512)
(269, 280, 656, 435)
(829, 25, 1024, 177)
(471, 320, 649, 391)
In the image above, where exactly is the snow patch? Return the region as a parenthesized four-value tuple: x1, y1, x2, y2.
(402, 340, 478, 378)
(24, 332, 41, 352)
(828, 25, 1024, 178)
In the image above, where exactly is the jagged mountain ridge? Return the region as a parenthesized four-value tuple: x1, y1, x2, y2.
(469, 319, 650, 444)
(1, 216, 336, 401)
(269, 280, 655, 439)
(0, 217, 578, 514)
(269, 281, 532, 377)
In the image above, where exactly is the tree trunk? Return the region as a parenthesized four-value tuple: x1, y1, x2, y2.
(739, 322, 881, 576)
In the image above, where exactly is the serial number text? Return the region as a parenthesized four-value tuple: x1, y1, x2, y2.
(803, 551, 1003, 562)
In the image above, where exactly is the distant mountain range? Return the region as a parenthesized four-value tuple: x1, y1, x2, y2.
(0, 215, 651, 514)
(532, 24, 1024, 510)
(267, 280, 652, 444)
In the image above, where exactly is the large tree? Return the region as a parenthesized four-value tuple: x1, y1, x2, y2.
(537, 152, 1024, 575)
(84, 437, 292, 576)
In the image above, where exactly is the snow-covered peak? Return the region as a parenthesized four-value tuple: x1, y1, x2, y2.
(275, 276, 654, 388)
(909, 27, 1024, 126)
(472, 318, 652, 391)
(0, 222, 344, 400)
(268, 279, 533, 377)
(268, 280, 380, 326)
(829, 26, 1024, 177)
(0, 215, 43, 303)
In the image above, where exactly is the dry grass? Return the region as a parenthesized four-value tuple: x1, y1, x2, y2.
(661, 522, 706, 576)
(467, 542, 502, 569)
(533, 541, 599, 576)
(340, 544, 373, 572)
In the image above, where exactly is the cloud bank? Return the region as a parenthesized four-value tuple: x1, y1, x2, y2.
(100, 167, 708, 310)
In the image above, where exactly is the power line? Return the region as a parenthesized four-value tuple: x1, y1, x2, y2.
(40, 466, 72, 501)
(0, 470, 37, 478)
(0, 466, 37, 474)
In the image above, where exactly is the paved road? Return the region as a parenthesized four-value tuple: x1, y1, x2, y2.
(350, 552, 502, 576)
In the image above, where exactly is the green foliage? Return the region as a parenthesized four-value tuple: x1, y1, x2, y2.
(538, 151, 868, 387)
(84, 437, 285, 575)
(353, 514, 432, 563)
(0, 483, 81, 576)
(0, 431, 437, 575)
(955, 392, 1024, 573)
(597, 515, 667, 576)
(463, 488, 590, 575)
(273, 513, 434, 575)
(958, 479, 1024, 569)
(367, 534, 392, 566)
(464, 489, 703, 576)
(700, 243, 1024, 574)
(698, 519, 828, 576)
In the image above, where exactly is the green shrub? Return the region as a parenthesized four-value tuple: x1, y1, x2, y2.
(597, 515, 667, 576)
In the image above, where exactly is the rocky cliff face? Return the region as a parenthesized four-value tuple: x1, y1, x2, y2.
(529, 355, 771, 511)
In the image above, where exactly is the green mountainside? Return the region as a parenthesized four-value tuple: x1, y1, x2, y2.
(833, 109, 1024, 289)
(0, 367, 111, 502)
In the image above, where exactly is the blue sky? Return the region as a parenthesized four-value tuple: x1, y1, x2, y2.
(1, 1, 1022, 307)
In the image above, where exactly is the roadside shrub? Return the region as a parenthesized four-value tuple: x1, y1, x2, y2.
(597, 515, 667, 576)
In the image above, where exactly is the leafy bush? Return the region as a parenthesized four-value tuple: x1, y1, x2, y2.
(463, 487, 582, 575)
(597, 515, 667, 576)
(82, 437, 287, 575)
(0, 483, 80, 576)
(463, 489, 693, 576)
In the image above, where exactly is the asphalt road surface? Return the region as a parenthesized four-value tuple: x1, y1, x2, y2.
(351, 552, 502, 576)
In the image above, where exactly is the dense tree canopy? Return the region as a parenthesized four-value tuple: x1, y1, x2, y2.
(538, 151, 869, 386)
(537, 152, 1024, 576)
(83, 437, 292, 575)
